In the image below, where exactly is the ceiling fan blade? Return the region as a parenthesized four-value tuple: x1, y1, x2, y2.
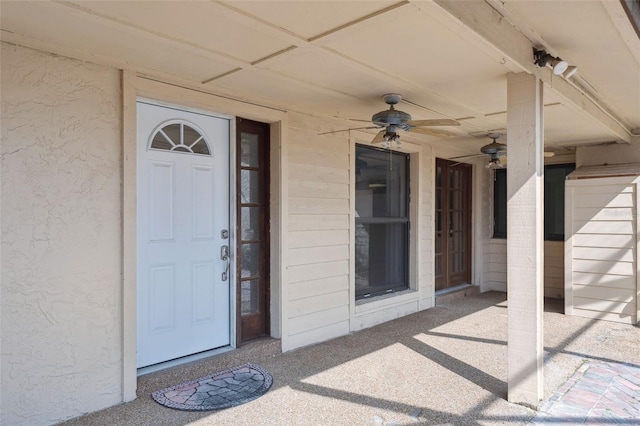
(486, 151, 555, 157)
(371, 130, 386, 144)
(348, 118, 371, 123)
(407, 127, 457, 138)
(317, 126, 379, 135)
(407, 119, 460, 127)
(448, 154, 485, 161)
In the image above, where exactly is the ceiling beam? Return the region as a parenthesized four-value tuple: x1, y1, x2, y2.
(425, 0, 632, 143)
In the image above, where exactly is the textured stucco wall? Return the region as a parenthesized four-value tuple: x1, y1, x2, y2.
(1, 43, 123, 425)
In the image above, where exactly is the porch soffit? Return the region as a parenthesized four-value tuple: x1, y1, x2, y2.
(0, 0, 638, 154)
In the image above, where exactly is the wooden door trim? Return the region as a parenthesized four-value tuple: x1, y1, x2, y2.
(235, 118, 271, 344)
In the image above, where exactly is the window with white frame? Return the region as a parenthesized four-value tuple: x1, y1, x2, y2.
(355, 145, 409, 299)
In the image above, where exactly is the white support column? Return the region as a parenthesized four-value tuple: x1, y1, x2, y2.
(506, 72, 544, 408)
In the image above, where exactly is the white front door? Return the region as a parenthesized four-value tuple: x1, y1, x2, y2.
(136, 101, 231, 368)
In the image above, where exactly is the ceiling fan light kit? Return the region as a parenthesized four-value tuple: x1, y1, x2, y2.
(486, 157, 504, 169)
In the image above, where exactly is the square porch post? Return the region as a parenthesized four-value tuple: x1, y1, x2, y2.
(506, 72, 545, 408)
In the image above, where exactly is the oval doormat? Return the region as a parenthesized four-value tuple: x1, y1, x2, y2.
(152, 363, 273, 411)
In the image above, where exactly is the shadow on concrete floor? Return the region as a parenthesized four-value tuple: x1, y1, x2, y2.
(61, 292, 639, 426)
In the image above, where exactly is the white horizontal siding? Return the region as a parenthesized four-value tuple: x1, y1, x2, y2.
(571, 207, 635, 222)
(573, 220, 634, 235)
(487, 239, 507, 291)
(573, 284, 634, 302)
(487, 240, 565, 298)
(289, 245, 349, 266)
(289, 230, 349, 248)
(289, 291, 350, 319)
(287, 320, 350, 350)
(566, 177, 638, 325)
(572, 246, 634, 262)
(289, 197, 350, 214)
(289, 162, 349, 184)
(352, 299, 419, 331)
(571, 308, 635, 323)
(572, 192, 633, 209)
(284, 114, 352, 351)
(544, 241, 565, 299)
(572, 272, 636, 289)
(571, 233, 634, 249)
(571, 184, 633, 196)
(287, 302, 349, 335)
(573, 259, 635, 276)
(573, 296, 635, 315)
(288, 259, 349, 283)
(289, 180, 349, 199)
(289, 275, 349, 301)
(289, 214, 349, 231)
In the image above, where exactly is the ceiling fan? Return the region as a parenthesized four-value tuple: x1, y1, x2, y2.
(450, 133, 554, 169)
(319, 94, 460, 146)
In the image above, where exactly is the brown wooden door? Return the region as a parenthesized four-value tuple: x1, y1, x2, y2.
(435, 158, 472, 291)
(236, 118, 270, 343)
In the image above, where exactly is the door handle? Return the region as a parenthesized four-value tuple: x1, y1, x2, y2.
(221, 245, 230, 281)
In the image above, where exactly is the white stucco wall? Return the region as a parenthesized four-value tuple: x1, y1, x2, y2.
(1, 43, 122, 425)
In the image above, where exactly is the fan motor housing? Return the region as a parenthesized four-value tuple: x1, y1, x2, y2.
(372, 109, 412, 127)
(480, 141, 507, 155)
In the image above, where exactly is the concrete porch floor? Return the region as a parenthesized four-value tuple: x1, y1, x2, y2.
(61, 292, 640, 425)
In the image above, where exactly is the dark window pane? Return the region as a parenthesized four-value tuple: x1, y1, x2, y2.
(355, 145, 408, 218)
(355, 145, 410, 299)
(161, 123, 180, 145)
(493, 169, 508, 238)
(545, 164, 575, 240)
(151, 127, 175, 151)
(493, 164, 575, 240)
(182, 124, 200, 146)
(355, 222, 408, 298)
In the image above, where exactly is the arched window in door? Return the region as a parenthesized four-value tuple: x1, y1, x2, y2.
(149, 121, 211, 155)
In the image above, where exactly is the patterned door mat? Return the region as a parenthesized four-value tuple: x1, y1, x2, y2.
(152, 363, 273, 411)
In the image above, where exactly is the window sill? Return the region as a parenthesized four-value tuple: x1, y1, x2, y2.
(354, 288, 418, 315)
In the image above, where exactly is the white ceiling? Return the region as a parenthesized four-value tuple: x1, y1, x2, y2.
(1, 0, 639, 155)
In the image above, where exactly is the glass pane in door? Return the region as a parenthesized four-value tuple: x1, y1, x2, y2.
(240, 134, 259, 167)
(240, 170, 260, 203)
(241, 280, 260, 315)
(241, 207, 260, 241)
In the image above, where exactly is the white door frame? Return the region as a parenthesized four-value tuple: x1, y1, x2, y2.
(122, 73, 288, 401)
